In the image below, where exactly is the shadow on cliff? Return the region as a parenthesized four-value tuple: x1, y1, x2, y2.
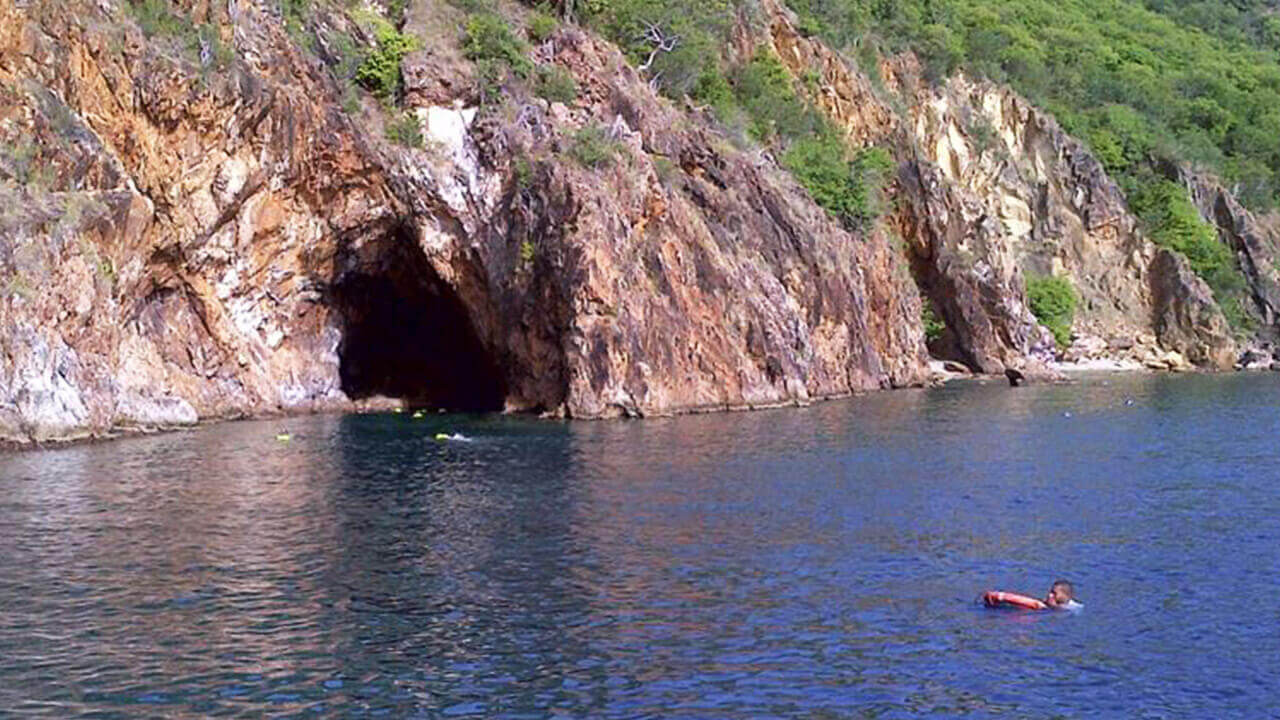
(331, 223, 506, 411)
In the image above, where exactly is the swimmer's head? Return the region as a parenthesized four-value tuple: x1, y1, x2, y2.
(1046, 579, 1074, 607)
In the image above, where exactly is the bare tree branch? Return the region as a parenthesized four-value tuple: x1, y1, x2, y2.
(636, 20, 680, 73)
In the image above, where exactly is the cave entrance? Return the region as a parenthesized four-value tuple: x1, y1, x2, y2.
(333, 227, 505, 411)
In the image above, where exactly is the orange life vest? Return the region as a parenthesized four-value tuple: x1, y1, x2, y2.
(983, 590, 1048, 610)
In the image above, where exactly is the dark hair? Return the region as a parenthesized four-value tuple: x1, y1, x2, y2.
(1051, 579, 1074, 597)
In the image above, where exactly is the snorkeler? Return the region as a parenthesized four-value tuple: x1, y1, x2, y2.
(983, 579, 1081, 610)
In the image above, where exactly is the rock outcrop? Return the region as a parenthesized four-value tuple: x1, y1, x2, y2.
(1181, 168, 1280, 342)
(0, 0, 929, 444)
(765, 2, 1235, 374)
(1149, 249, 1237, 368)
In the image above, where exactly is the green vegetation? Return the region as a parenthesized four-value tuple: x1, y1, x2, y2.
(385, 112, 423, 148)
(125, 0, 234, 70)
(513, 156, 534, 189)
(722, 51, 894, 231)
(566, 125, 619, 169)
(1025, 274, 1077, 348)
(196, 24, 235, 70)
(1130, 179, 1253, 331)
(281, 0, 314, 49)
(1, 142, 38, 185)
(732, 51, 822, 143)
(355, 12, 419, 98)
(922, 303, 946, 344)
(127, 0, 189, 38)
(782, 0, 1280, 213)
(527, 8, 559, 43)
(564, 3, 896, 232)
(579, 0, 738, 98)
(1131, 181, 1236, 292)
(534, 65, 578, 103)
(464, 12, 533, 78)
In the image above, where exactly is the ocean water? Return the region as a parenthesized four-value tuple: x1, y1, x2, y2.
(1, 372, 1278, 718)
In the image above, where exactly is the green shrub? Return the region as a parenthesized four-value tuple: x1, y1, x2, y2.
(527, 10, 558, 43)
(463, 12, 532, 78)
(534, 65, 577, 103)
(1026, 274, 1077, 348)
(566, 125, 618, 169)
(128, 0, 188, 38)
(690, 66, 736, 121)
(1, 142, 38, 185)
(782, 137, 894, 231)
(1132, 180, 1243, 300)
(585, 0, 732, 97)
(849, 146, 895, 227)
(281, 0, 315, 48)
(732, 51, 820, 143)
(783, 132, 857, 224)
(922, 303, 946, 344)
(354, 16, 417, 96)
(795, 14, 823, 39)
(387, 0, 409, 24)
(385, 112, 423, 148)
(355, 15, 418, 97)
(652, 155, 678, 185)
(513, 156, 534, 189)
(1221, 296, 1259, 336)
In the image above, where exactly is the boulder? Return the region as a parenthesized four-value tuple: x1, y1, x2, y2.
(1238, 348, 1274, 370)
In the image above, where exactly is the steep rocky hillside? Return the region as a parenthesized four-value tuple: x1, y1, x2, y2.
(764, 3, 1239, 375)
(0, 0, 929, 444)
(0, 0, 1272, 446)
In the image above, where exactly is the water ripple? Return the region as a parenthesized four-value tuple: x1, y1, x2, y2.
(0, 374, 1279, 717)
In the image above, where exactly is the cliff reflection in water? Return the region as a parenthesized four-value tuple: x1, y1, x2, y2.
(2, 372, 1280, 717)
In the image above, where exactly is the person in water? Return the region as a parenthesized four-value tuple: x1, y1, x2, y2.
(1044, 579, 1076, 609)
(983, 579, 1081, 610)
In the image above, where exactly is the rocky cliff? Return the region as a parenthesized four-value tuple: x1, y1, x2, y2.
(765, 3, 1238, 375)
(0, 0, 1266, 447)
(0, 0, 931, 444)
(1181, 167, 1280, 345)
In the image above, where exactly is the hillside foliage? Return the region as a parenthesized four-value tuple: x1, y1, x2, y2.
(784, 0, 1280, 212)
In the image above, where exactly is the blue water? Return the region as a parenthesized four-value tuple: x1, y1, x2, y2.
(2, 372, 1279, 717)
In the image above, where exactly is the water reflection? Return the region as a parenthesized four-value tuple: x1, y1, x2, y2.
(0, 372, 1278, 717)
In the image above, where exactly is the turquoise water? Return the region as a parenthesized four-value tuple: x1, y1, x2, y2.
(2, 373, 1279, 717)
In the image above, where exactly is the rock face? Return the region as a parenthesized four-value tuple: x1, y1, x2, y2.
(765, 3, 1236, 374)
(1181, 168, 1280, 341)
(0, 0, 1259, 446)
(1149, 249, 1237, 368)
(0, 0, 929, 444)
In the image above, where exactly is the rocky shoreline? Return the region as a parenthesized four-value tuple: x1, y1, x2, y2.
(9, 354, 1280, 453)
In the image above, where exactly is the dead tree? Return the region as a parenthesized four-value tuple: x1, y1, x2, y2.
(636, 21, 680, 74)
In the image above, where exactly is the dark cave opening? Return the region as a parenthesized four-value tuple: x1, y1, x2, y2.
(333, 227, 506, 411)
